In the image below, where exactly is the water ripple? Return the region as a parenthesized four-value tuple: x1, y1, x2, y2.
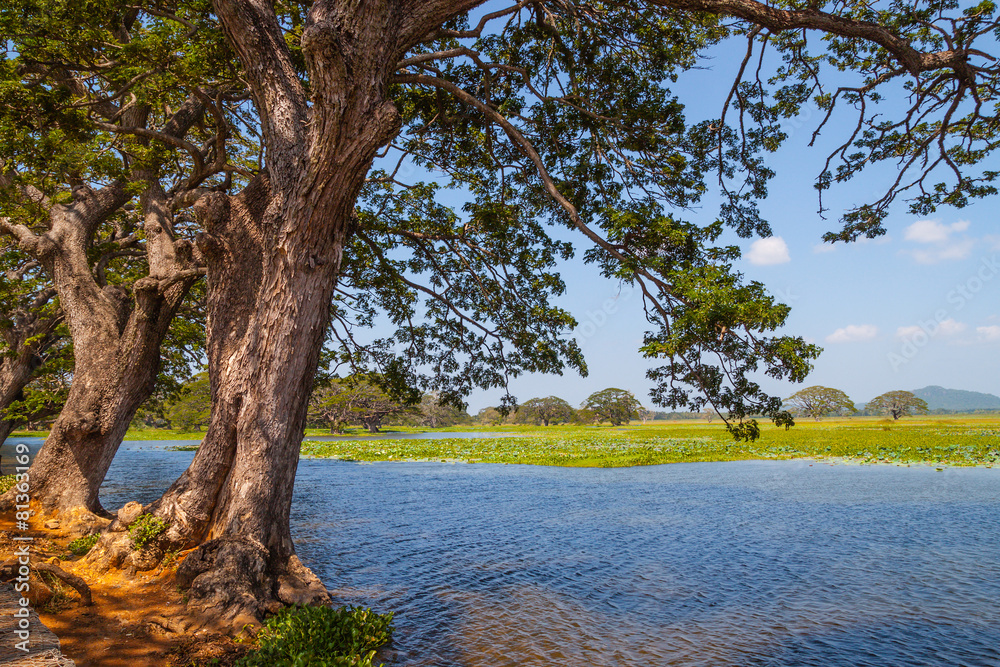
(91, 448, 1000, 666)
(293, 460, 1000, 666)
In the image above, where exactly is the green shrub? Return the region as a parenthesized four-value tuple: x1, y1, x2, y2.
(0, 474, 16, 494)
(67, 533, 101, 556)
(129, 514, 169, 550)
(238, 605, 394, 667)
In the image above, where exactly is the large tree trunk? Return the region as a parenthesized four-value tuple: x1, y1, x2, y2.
(0, 177, 202, 521)
(0, 97, 210, 520)
(160, 165, 368, 624)
(144, 179, 270, 548)
(132, 1, 409, 626)
(137, 173, 352, 625)
(22, 260, 197, 516)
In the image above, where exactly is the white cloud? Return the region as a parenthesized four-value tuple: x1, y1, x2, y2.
(812, 243, 836, 254)
(906, 239, 975, 264)
(747, 237, 791, 265)
(938, 318, 967, 336)
(902, 219, 974, 263)
(904, 219, 970, 243)
(977, 325, 1000, 342)
(826, 324, 879, 343)
(896, 319, 966, 340)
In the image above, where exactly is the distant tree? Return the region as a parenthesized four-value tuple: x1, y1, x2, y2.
(866, 391, 930, 420)
(519, 396, 575, 426)
(165, 374, 212, 432)
(415, 392, 471, 429)
(308, 382, 350, 433)
(700, 408, 716, 423)
(309, 376, 415, 433)
(785, 386, 857, 420)
(582, 388, 642, 426)
(637, 408, 654, 425)
(476, 407, 505, 426)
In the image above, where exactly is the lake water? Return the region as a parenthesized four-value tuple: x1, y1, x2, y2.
(6, 436, 1000, 666)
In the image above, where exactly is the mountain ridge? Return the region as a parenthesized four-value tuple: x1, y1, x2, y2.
(909, 385, 1000, 411)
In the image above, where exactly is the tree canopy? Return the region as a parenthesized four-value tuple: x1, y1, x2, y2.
(785, 386, 857, 420)
(582, 388, 643, 426)
(518, 396, 576, 426)
(866, 390, 930, 420)
(308, 374, 418, 433)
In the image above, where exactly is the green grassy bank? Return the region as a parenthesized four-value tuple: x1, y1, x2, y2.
(11, 416, 999, 468)
(301, 417, 1000, 468)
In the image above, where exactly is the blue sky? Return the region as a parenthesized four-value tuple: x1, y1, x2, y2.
(461, 39, 1000, 413)
(464, 174, 1000, 413)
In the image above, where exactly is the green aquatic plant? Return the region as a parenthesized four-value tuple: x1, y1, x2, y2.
(300, 419, 1000, 468)
(237, 605, 394, 667)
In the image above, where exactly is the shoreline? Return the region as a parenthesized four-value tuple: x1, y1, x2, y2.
(300, 452, 998, 469)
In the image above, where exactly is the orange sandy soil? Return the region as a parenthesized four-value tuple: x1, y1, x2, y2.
(1, 524, 249, 667)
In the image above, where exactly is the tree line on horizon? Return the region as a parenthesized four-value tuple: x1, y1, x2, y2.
(125, 378, 952, 434)
(784, 386, 931, 421)
(130, 378, 654, 432)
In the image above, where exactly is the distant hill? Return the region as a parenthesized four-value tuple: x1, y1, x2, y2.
(910, 386, 1000, 412)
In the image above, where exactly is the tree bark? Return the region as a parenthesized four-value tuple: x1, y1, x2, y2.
(0, 181, 202, 519)
(145, 178, 270, 548)
(0, 98, 210, 519)
(138, 0, 423, 625)
(0, 420, 14, 447)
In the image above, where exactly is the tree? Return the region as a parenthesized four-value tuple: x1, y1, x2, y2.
(308, 377, 412, 433)
(785, 386, 857, 421)
(413, 392, 472, 429)
(582, 388, 643, 426)
(165, 374, 212, 432)
(21, 0, 996, 625)
(476, 406, 505, 426)
(866, 391, 930, 420)
(519, 396, 576, 426)
(0, 1, 245, 515)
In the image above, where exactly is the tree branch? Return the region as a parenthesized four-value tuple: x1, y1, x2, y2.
(647, 0, 975, 78)
(212, 0, 309, 191)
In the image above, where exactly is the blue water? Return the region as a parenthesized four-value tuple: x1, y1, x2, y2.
(6, 436, 1000, 666)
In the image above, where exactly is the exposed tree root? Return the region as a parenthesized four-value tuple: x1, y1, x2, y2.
(85, 502, 169, 575)
(34, 561, 93, 605)
(0, 493, 111, 539)
(176, 537, 330, 632)
(78, 500, 331, 634)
